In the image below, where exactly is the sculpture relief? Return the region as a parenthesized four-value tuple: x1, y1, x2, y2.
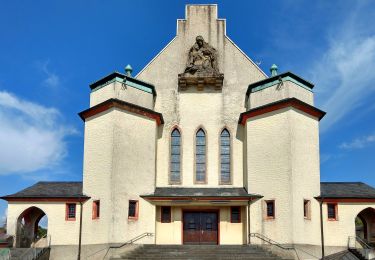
(184, 36, 219, 75)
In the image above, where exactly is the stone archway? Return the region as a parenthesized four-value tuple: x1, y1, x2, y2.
(16, 207, 48, 248)
(355, 207, 375, 246)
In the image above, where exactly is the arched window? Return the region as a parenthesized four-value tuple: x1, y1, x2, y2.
(220, 129, 231, 184)
(195, 128, 206, 183)
(170, 128, 181, 183)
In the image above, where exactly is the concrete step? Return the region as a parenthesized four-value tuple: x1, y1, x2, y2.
(116, 256, 281, 260)
(112, 245, 284, 260)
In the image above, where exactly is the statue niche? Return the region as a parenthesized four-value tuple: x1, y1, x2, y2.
(178, 36, 224, 91)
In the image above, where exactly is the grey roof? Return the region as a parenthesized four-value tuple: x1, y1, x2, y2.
(320, 182, 375, 199)
(141, 187, 261, 198)
(1, 182, 89, 199)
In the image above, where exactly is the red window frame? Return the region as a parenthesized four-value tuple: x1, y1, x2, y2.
(327, 203, 338, 221)
(66, 203, 76, 221)
(304, 200, 311, 219)
(128, 200, 139, 220)
(230, 206, 241, 223)
(265, 200, 275, 219)
(92, 200, 100, 219)
(161, 206, 171, 223)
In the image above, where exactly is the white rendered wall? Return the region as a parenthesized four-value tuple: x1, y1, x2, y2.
(90, 81, 154, 109)
(82, 110, 114, 244)
(136, 4, 266, 188)
(323, 203, 375, 246)
(7, 202, 81, 246)
(246, 108, 321, 245)
(82, 108, 157, 245)
(248, 81, 314, 109)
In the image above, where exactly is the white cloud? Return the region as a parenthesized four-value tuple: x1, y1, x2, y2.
(0, 91, 76, 175)
(309, 2, 375, 132)
(339, 133, 375, 150)
(36, 60, 60, 88)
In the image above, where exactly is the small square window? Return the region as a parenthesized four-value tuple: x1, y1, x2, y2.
(128, 200, 138, 220)
(161, 206, 171, 223)
(231, 206, 241, 223)
(304, 200, 311, 219)
(66, 203, 76, 221)
(93, 200, 100, 219)
(327, 203, 337, 220)
(266, 200, 275, 219)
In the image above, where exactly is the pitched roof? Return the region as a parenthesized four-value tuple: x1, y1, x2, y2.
(0, 182, 89, 200)
(141, 187, 261, 198)
(320, 182, 375, 199)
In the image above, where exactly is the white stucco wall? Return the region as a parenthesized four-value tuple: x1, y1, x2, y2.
(7, 202, 81, 246)
(323, 203, 375, 246)
(82, 108, 157, 244)
(246, 108, 321, 245)
(136, 4, 266, 188)
(89, 80, 154, 109)
(248, 81, 314, 109)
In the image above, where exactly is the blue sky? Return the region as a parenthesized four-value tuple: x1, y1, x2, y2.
(0, 0, 375, 225)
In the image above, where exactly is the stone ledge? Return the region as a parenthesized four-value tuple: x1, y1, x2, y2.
(178, 73, 224, 91)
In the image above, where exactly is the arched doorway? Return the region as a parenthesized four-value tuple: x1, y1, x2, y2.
(355, 207, 375, 246)
(16, 207, 48, 248)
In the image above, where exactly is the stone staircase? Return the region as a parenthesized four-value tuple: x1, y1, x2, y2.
(111, 244, 286, 260)
(324, 250, 360, 260)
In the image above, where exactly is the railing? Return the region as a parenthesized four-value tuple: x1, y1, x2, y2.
(348, 236, 375, 260)
(86, 232, 154, 259)
(17, 235, 51, 260)
(250, 233, 294, 250)
(250, 233, 321, 260)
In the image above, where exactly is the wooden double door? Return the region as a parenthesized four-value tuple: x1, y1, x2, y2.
(183, 211, 218, 245)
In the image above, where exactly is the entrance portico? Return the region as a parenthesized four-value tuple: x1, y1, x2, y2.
(141, 187, 261, 245)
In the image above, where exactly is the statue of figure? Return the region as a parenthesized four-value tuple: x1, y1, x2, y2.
(184, 36, 219, 75)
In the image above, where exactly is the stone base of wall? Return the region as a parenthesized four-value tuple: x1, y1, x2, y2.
(50, 244, 141, 260)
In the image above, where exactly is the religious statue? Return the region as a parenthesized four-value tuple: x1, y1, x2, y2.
(184, 36, 219, 75)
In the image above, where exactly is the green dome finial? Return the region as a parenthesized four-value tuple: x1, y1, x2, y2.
(270, 64, 278, 77)
(125, 64, 133, 77)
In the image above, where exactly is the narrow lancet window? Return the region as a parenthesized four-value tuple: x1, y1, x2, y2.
(170, 128, 181, 183)
(220, 129, 231, 184)
(195, 128, 206, 183)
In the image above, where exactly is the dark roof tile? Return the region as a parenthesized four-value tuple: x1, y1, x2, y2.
(1, 182, 88, 199)
(320, 182, 375, 199)
(142, 187, 261, 198)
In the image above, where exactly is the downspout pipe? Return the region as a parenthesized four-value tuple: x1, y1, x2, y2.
(78, 200, 83, 260)
(248, 200, 251, 244)
(319, 197, 325, 259)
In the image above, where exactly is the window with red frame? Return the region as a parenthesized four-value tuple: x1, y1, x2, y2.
(128, 200, 138, 219)
(66, 203, 76, 220)
(304, 200, 311, 219)
(161, 206, 171, 223)
(327, 203, 337, 220)
(93, 200, 100, 219)
(231, 206, 241, 223)
(266, 200, 275, 219)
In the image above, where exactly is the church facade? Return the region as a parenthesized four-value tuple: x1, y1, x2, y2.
(2, 4, 375, 259)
